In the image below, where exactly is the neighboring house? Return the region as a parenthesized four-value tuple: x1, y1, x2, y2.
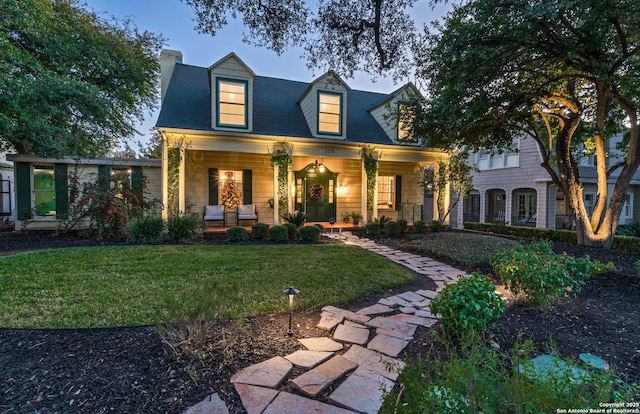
(155, 50, 447, 226)
(7, 155, 161, 231)
(458, 135, 640, 229)
(0, 152, 14, 224)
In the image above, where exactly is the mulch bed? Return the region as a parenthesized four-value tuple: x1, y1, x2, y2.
(0, 231, 638, 413)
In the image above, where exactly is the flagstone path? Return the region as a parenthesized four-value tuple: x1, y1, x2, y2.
(184, 231, 471, 413)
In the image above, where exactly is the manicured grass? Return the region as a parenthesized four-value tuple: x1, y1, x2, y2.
(386, 232, 520, 268)
(0, 244, 414, 328)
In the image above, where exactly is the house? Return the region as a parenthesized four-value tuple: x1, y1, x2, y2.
(155, 50, 448, 226)
(0, 152, 14, 225)
(458, 135, 639, 229)
(7, 155, 162, 231)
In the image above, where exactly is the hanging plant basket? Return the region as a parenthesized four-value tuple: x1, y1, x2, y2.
(309, 183, 325, 200)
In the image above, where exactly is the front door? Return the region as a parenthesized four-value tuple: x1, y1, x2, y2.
(295, 162, 338, 222)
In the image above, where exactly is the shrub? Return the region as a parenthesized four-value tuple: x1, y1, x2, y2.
(397, 219, 408, 234)
(227, 226, 248, 242)
(284, 222, 297, 239)
(636, 260, 640, 277)
(413, 220, 426, 234)
(616, 222, 640, 237)
(366, 222, 381, 236)
(300, 225, 321, 242)
(251, 223, 269, 240)
(385, 220, 400, 236)
(428, 220, 444, 232)
(430, 272, 506, 336)
(373, 215, 392, 229)
(281, 211, 308, 229)
(167, 213, 205, 243)
(313, 223, 325, 232)
(268, 225, 288, 242)
(490, 241, 610, 309)
(125, 216, 164, 243)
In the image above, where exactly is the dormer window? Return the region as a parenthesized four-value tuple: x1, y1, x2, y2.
(217, 79, 248, 128)
(318, 91, 342, 135)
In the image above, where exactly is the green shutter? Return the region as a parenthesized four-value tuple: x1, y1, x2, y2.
(242, 169, 252, 204)
(208, 168, 219, 205)
(131, 166, 143, 197)
(98, 165, 110, 190)
(54, 164, 68, 219)
(395, 175, 402, 211)
(15, 162, 32, 220)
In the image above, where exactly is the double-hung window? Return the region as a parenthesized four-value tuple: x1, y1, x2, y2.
(33, 166, 55, 217)
(318, 91, 342, 135)
(217, 79, 247, 128)
(377, 176, 395, 210)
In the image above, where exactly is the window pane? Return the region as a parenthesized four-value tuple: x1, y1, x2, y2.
(219, 170, 244, 206)
(319, 92, 341, 134)
(319, 122, 340, 133)
(33, 166, 55, 216)
(377, 176, 394, 209)
(218, 80, 246, 126)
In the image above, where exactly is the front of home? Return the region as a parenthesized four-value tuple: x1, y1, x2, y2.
(156, 50, 448, 226)
(459, 136, 640, 229)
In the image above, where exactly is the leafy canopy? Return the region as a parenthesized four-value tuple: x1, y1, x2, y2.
(415, 0, 640, 246)
(183, 0, 420, 79)
(0, 0, 164, 157)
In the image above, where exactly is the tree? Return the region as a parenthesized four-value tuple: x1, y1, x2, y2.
(0, 0, 164, 158)
(183, 0, 419, 79)
(423, 151, 474, 226)
(415, 0, 640, 247)
(219, 171, 242, 209)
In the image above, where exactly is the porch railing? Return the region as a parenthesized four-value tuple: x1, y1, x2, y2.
(398, 203, 423, 222)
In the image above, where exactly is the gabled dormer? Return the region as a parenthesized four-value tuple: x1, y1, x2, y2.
(209, 53, 255, 132)
(369, 83, 422, 145)
(298, 71, 350, 140)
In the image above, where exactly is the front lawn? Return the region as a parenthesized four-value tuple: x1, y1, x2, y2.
(0, 244, 413, 328)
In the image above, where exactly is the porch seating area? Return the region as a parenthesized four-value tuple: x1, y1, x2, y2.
(204, 204, 259, 227)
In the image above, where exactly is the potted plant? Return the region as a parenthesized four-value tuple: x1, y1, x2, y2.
(341, 211, 352, 223)
(350, 212, 363, 226)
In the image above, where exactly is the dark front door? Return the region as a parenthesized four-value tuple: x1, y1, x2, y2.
(295, 162, 338, 222)
(305, 177, 331, 221)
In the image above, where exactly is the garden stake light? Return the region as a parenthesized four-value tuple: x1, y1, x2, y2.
(283, 286, 299, 336)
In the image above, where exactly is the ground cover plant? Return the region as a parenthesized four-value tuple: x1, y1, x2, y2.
(385, 231, 520, 269)
(0, 244, 413, 328)
(383, 335, 639, 413)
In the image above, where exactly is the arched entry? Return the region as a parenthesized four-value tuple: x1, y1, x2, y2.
(294, 162, 338, 221)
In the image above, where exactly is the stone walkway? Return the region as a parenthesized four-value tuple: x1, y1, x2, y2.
(184, 231, 468, 414)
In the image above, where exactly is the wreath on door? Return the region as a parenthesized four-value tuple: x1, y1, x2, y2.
(309, 183, 325, 200)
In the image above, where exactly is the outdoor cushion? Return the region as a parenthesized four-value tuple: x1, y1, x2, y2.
(204, 205, 224, 220)
(237, 204, 257, 220)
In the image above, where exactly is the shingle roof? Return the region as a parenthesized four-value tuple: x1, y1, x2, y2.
(156, 63, 396, 145)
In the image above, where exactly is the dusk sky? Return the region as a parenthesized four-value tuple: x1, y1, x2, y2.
(83, 0, 450, 151)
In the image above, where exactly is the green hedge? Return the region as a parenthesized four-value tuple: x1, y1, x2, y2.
(464, 222, 640, 253)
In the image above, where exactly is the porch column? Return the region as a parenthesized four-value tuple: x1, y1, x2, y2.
(178, 148, 186, 213)
(361, 161, 368, 223)
(161, 136, 168, 220)
(273, 164, 279, 225)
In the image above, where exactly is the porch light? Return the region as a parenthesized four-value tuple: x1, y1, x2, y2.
(338, 184, 346, 195)
(313, 160, 326, 173)
(283, 286, 299, 336)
